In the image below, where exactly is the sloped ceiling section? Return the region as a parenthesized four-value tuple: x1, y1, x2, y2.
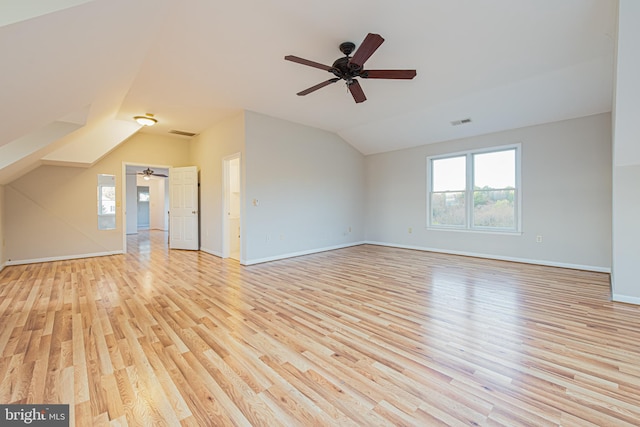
(0, 0, 96, 27)
(0, 115, 84, 184)
(0, 0, 617, 185)
(0, 0, 169, 184)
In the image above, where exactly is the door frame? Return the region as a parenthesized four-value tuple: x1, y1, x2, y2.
(222, 153, 242, 260)
(121, 162, 171, 253)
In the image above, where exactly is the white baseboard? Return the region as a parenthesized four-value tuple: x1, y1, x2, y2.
(5, 250, 124, 266)
(244, 241, 366, 266)
(364, 241, 612, 273)
(611, 294, 640, 305)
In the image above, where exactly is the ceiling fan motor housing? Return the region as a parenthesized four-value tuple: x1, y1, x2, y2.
(331, 56, 363, 80)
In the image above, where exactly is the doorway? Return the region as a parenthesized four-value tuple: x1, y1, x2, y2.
(137, 186, 150, 229)
(223, 154, 241, 261)
(122, 163, 170, 253)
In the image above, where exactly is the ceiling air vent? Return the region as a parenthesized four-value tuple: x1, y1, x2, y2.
(169, 129, 197, 137)
(451, 118, 472, 126)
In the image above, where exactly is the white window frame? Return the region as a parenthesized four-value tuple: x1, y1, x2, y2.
(426, 143, 522, 233)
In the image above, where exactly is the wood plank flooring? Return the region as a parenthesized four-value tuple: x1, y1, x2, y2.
(1, 230, 639, 426)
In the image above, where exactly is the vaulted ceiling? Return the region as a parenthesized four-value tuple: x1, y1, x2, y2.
(0, 0, 617, 184)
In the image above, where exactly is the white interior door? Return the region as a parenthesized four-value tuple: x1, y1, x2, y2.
(170, 166, 199, 250)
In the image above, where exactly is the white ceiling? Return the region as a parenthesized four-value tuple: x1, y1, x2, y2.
(0, 0, 617, 181)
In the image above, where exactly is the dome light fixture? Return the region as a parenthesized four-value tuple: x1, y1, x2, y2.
(134, 113, 157, 126)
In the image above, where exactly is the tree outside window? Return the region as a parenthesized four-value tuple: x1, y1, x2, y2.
(428, 145, 520, 232)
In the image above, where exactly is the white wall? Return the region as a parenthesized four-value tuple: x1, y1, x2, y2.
(135, 176, 151, 229)
(189, 112, 245, 256)
(611, 0, 640, 303)
(149, 178, 167, 230)
(127, 172, 169, 234)
(365, 113, 612, 271)
(125, 174, 138, 234)
(243, 111, 365, 264)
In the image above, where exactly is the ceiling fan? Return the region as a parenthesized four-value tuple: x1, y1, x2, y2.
(127, 167, 168, 180)
(285, 33, 416, 103)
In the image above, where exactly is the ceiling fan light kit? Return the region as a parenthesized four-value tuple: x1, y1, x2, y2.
(134, 113, 157, 126)
(285, 33, 416, 103)
(129, 167, 169, 180)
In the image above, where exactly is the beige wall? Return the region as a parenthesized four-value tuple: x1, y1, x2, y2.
(189, 111, 246, 256)
(365, 113, 612, 271)
(243, 111, 365, 263)
(0, 185, 4, 269)
(1, 111, 616, 274)
(4, 132, 190, 263)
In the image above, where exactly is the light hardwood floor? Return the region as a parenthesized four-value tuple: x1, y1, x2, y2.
(1, 231, 639, 426)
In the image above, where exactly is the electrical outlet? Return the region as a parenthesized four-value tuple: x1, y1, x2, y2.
(536, 235, 543, 243)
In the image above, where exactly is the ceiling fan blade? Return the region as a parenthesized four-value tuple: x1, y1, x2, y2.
(285, 55, 333, 71)
(363, 69, 417, 79)
(349, 33, 384, 68)
(348, 79, 367, 103)
(297, 78, 340, 96)
(153, 173, 168, 178)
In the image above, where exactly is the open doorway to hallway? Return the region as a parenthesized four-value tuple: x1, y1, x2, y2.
(124, 164, 170, 252)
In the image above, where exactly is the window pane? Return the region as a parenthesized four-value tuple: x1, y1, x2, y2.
(432, 156, 466, 191)
(101, 201, 116, 214)
(474, 150, 515, 189)
(97, 174, 116, 230)
(101, 186, 116, 201)
(473, 189, 515, 228)
(431, 192, 466, 226)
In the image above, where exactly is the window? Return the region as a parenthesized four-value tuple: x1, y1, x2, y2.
(97, 174, 116, 230)
(427, 145, 520, 232)
(138, 189, 150, 202)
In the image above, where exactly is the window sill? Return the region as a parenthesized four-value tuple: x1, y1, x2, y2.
(427, 226, 522, 236)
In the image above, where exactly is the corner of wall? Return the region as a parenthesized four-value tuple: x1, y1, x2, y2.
(0, 184, 4, 271)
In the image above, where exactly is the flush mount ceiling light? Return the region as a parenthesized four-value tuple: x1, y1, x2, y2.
(134, 113, 157, 126)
